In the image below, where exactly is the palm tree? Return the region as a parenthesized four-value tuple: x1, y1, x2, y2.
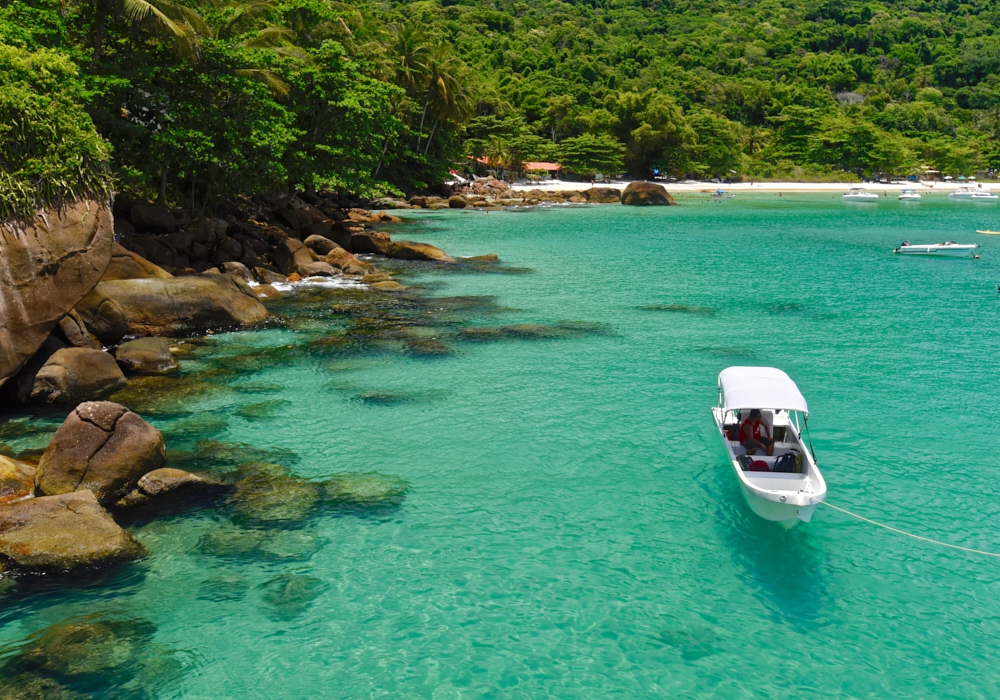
(391, 23, 432, 99)
(484, 136, 512, 178)
(416, 43, 464, 151)
(423, 82, 474, 155)
(90, 0, 210, 62)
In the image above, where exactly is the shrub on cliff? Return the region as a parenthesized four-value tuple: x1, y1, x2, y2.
(0, 43, 113, 221)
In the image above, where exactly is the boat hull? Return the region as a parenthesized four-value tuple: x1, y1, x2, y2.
(895, 246, 977, 257)
(842, 195, 878, 201)
(739, 487, 817, 529)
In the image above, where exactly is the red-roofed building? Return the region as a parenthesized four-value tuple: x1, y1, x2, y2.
(523, 162, 562, 174)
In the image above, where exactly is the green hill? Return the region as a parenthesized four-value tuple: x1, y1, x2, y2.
(1, 0, 997, 213)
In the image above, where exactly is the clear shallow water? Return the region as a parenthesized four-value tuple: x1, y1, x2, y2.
(4, 193, 1000, 697)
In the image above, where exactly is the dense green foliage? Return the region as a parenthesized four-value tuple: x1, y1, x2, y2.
(427, 0, 1000, 179)
(3, 0, 1000, 216)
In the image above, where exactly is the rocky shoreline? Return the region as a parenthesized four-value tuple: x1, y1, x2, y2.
(0, 177, 673, 693)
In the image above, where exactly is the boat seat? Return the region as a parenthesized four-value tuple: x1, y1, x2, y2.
(730, 442, 797, 458)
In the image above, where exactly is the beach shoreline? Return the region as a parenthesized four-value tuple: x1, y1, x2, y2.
(509, 179, 988, 194)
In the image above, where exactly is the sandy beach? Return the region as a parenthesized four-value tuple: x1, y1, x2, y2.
(510, 179, 988, 194)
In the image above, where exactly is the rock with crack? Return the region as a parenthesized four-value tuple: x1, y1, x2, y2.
(35, 401, 166, 505)
(0, 490, 145, 571)
(0, 200, 114, 383)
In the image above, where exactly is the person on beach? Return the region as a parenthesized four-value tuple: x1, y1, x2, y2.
(739, 409, 774, 456)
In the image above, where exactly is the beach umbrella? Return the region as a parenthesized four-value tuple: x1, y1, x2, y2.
(944, 175, 953, 180)
(958, 175, 967, 181)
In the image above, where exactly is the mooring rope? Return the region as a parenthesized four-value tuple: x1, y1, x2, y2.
(816, 499, 1000, 559)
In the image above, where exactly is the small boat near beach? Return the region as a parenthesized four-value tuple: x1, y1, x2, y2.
(898, 188, 921, 201)
(893, 241, 980, 257)
(950, 186, 998, 201)
(976, 230, 1000, 235)
(843, 187, 878, 201)
(711, 188, 735, 199)
(711, 367, 827, 529)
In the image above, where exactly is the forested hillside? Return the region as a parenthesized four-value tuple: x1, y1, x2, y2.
(2, 0, 999, 215)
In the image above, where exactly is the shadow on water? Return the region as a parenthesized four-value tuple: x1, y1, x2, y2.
(698, 447, 830, 631)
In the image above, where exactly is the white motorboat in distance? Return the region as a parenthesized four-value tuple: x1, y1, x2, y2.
(950, 185, 998, 200)
(843, 187, 878, 201)
(898, 188, 921, 201)
(711, 367, 827, 529)
(894, 241, 980, 257)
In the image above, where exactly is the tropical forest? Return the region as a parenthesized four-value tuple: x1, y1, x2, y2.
(3, 0, 1000, 213)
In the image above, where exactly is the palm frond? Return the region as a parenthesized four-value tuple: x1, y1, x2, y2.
(232, 68, 290, 98)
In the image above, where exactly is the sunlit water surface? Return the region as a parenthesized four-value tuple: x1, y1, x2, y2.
(3, 192, 1000, 698)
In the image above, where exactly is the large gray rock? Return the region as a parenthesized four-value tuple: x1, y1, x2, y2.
(74, 284, 131, 345)
(0, 200, 113, 382)
(620, 181, 677, 205)
(385, 241, 455, 263)
(115, 467, 218, 508)
(29, 348, 127, 404)
(272, 238, 318, 276)
(101, 243, 173, 281)
(95, 275, 268, 336)
(115, 337, 178, 375)
(0, 490, 145, 571)
(35, 401, 166, 505)
(57, 309, 102, 349)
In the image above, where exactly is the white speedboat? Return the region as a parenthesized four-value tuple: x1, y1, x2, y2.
(948, 185, 997, 200)
(893, 241, 980, 257)
(843, 187, 878, 201)
(711, 367, 827, 529)
(898, 188, 921, 201)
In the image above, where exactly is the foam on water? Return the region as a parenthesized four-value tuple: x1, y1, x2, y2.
(3, 194, 1000, 698)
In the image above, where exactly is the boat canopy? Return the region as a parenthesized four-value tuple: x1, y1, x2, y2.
(718, 366, 809, 414)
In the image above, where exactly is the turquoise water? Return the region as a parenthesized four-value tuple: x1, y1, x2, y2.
(4, 193, 1000, 697)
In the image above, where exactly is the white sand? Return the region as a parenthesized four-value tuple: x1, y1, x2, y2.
(509, 179, 985, 194)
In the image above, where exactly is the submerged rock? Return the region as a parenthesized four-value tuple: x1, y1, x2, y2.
(0, 615, 182, 697)
(323, 473, 408, 505)
(0, 491, 145, 571)
(107, 375, 229, 415)
(229, 462, 321, 523)
(198, 522, 326, 561)
(115, 338, 179, 375)
(35, 401, 166, 505)
(641, 304, 714, 314)
(28, 349, 127, 404)
(259, 573, 328, 620)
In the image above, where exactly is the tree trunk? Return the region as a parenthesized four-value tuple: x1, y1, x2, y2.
(93, 0, 109, 63)
(423, 113, 442, 156)
(416, 89, 432, 150)
(156, 165, 169, 206)
(373, 136, 391, 178)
